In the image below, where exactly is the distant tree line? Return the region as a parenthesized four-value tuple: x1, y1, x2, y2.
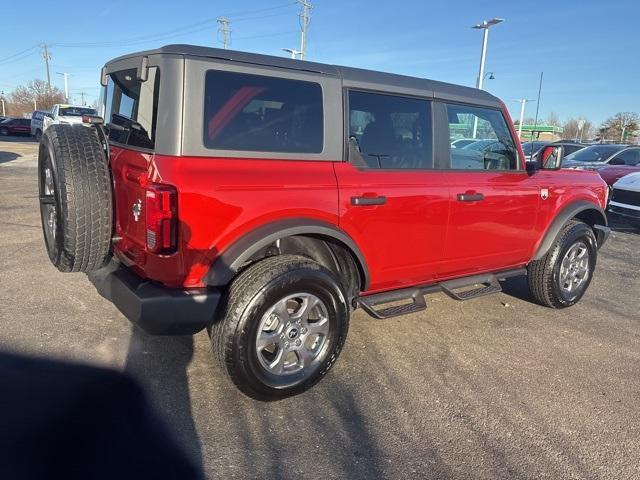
(3, 79, 66, 116)
(514, 110, 639, 144)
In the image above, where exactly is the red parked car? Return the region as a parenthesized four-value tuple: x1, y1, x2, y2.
(37, 45, 610, 399)
(596, 146, 640, 185)
(0, 118, 32, 136)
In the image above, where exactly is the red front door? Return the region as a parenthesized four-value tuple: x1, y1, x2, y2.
(438, 171, 540, 278)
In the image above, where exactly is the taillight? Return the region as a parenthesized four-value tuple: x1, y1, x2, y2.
(145, 184, 177, 254)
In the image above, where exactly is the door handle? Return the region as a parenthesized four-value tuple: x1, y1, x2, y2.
(351, 195, 387, 206)
(457, 193, 485, 202)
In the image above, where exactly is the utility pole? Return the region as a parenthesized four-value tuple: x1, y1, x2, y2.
(57, 72, 71, 103)
(297, 0, 313, 60)
(532, 72, 543, 140)
(33, 99, 37, 111)
(80, 92, 86, 106)
(1, 92, 5, 117)
(471, 18, 503, 137)
(217, 17, 231, 49)
(514, 99, 535, 139)
(41, 44, 52, 92)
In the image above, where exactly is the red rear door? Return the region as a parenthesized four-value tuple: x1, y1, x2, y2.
(336, 90, 449, 293)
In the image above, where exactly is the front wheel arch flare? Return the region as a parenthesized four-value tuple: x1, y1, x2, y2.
(533, 202, 606, 261)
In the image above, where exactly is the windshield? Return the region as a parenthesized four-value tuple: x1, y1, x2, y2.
(59, 107, 97, 117)
(522, 141, 547, 155)
(564, 145, 625, 163)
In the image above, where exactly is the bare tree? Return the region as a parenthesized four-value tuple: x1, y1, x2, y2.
(600, 112, 639, 143)
(545, 111, 561, 127)
(563, 118, 593, 141)
(7, 79, 65, 116)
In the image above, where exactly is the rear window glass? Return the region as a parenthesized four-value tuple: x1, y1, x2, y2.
(203, 70, 323, 153)
(103, 67, 160, 150)
(59, 107, 96, 117)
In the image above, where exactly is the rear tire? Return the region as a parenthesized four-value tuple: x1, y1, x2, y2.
(527, 220, 597, 308)
(210, 255, 350, 400)
(38, 124, 113, 272)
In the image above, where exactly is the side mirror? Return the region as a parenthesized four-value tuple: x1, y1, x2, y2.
(538, 145, 564, 170)
(609, 157, 625, 166)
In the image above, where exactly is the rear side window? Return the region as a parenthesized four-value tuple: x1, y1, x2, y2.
(203, 70, 323, 153)
(103, 67, 160, 150)
(347, 90, 433, 169)
(447, 104, 518, 170)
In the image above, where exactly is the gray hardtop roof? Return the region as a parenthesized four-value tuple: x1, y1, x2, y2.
(105, 44, 501, 107)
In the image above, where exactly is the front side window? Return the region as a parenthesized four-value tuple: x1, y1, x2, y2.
(612, 149, 640, 166)
(447, 104, 518, 170)
(203, 70, 323, 153)
(347, 90, 432, 169)
(103, 66, 160, 150)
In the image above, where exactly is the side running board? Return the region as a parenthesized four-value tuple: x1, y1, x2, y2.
(357, 288, 427, 320)
(440, 275, 502, 301)
(356, 268, 525, 320)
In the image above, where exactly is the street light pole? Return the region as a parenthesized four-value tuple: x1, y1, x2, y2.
(282, 48, 302, 59)
(471, 18, 503, 137)
(514, 99, 536, 139)
(57, 72, 71, 103)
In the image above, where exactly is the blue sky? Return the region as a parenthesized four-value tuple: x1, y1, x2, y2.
(1, 0, 638, 125)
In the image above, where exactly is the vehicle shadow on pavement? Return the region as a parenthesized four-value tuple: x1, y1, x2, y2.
(499, 275, 534, 303)
(0, 151, 20, 164)
(124, 327, 204, 474)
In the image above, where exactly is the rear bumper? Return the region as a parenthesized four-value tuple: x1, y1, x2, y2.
(88, 261, 220, 335)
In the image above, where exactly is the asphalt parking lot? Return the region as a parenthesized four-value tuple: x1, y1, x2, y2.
(1, 137, 639, 479)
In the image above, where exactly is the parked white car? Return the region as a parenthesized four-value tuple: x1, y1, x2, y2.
(43, 104, 98, 132)
(609, 172, 640, 226)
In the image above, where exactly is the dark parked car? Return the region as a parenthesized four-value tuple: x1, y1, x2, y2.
(562, 144, 630, 170)
(0, 118, 32, 136)
(595, 147, 640, 185)
(522, 140, 586, 161)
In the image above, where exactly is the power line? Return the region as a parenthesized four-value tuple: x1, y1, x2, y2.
(217, 17, 231, 49)
(0, 45, 39, 66)
(52, 2, 297, 49)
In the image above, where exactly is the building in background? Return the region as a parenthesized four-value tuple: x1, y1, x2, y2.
(515, 124, 564, 142)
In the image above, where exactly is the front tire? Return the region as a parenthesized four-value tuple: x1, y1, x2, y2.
(210, 255, 349, 400)
(0, 127, 8, 136)
(527, 220, 597, 308)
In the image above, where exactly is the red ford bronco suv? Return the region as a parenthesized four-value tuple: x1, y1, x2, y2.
(38, 45, 610, 400)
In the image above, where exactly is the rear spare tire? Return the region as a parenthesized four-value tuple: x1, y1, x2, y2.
(38, 124, 113, 272)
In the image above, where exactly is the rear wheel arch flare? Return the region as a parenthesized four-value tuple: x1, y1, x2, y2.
(204, 219, 370, 293)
